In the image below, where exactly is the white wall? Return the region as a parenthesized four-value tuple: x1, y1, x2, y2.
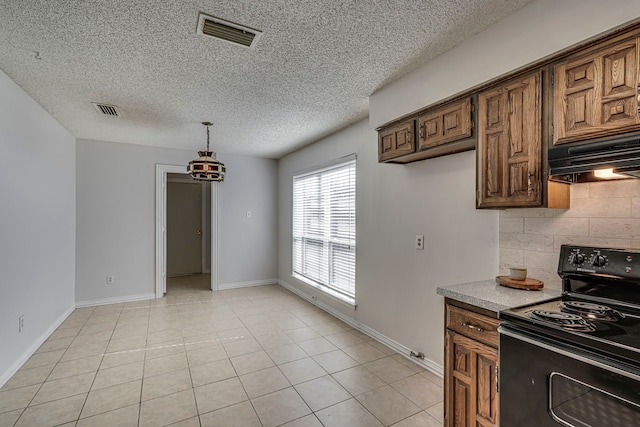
(0, 70, 76, 385)
(370, 0, 640, 128)
(76, 140, 278, 304)
(278, 120, 498, 369)
(217, 154, 278, 287)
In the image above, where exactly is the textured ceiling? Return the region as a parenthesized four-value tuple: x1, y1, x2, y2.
(0, 0, 533, 158)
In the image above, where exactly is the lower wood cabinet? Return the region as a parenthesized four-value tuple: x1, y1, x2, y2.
(445, 303, 500, 427)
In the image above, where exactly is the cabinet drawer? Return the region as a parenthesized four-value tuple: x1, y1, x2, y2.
(446, 305, 500, 347)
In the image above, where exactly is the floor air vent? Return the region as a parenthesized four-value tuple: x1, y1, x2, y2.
(197, 13, 262, 48)
(92, 103, 120, 117)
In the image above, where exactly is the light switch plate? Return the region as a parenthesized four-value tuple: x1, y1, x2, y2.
(415, 234, 424, 250)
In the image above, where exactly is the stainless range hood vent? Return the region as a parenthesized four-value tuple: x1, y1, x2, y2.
(548, 132, 640, 183)
(197, 13, 262, 48)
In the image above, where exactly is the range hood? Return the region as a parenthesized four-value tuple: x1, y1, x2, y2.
(548, 132, 640, 183)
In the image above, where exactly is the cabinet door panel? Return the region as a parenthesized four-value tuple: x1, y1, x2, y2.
(508, 90, 525, 156)
(446, 329, 500, 427)
(554, 37, 640, 144)
(454, 378, 471, 427)
(418, 97, 472, 150)
(478, 71, 542, 207)
(485, 134, 503, 197)
(453, 341, 473, 378)
(397, 128, 411, 150)
(565, 59, 596, 95)
(483, 93, 506, 199)
(566, 89, 596, 132)
(477, 352, 498, 426)
(378, 120, 415, 161)
(381, 134, 393, 152)
(603, 44, 636, 98)
(508, 162, 529, 198)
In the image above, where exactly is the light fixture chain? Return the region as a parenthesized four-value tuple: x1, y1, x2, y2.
(206, 123, 210, 152)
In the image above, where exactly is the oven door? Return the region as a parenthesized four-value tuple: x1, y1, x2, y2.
(499, 323, 640, 426)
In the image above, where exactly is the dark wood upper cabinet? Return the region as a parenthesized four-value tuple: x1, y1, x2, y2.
(377, 97, 475, 164)
(477, 71, 543, 208)
(378, 119, 415, 162)
(375, 24, 640, 209)
(418, 97, 472, 150)
(553, 34, 640, 145)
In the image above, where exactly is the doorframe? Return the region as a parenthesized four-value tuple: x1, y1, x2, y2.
(155, 164, 218, 297)
(201, 183, 209, 274)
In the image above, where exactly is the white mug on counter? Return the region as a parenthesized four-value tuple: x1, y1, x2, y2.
(509, 267, 527, 281)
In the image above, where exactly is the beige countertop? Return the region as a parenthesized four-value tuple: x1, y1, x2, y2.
(436, 279, 562, 312)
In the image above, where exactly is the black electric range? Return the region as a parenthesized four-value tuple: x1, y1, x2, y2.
(498, 245, 640, 426)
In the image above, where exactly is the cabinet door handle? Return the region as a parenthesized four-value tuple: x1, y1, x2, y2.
(527, 172, 533, 195)
(407, 130, 412, 144)
(461, 322, 485, 333)
(419, 123, 424, 140)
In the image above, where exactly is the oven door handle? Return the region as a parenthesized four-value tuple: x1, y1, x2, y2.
(499, 326, 640, 382)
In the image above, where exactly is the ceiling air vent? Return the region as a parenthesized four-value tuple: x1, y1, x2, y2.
(92, 103, 120, 117)
(197, 13, 262, 48)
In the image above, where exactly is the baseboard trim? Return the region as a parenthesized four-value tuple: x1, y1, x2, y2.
(217, 279, 277, 290)
(277, 279, 443, 377)
(278, 279, 356, 325)
(0, 304, 75, 388)
(357, 321, 444, 376)
(75, 293, 156, 308)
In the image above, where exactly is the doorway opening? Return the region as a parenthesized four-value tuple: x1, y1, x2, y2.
(166, 173, 210, 293)
(155, 164, 218, 297)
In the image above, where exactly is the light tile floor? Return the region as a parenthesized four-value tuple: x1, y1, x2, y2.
(1, 275, 444, 426)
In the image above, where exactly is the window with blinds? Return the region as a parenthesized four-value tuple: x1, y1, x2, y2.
(292, 157, 356, 303)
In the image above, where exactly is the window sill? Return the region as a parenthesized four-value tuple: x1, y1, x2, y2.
(292, 273, 356, 309)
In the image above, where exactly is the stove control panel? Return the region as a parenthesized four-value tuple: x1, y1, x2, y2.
(559, 245, 640, 281)
(590, 253, 608, 267)
(569, 251, 586, 266)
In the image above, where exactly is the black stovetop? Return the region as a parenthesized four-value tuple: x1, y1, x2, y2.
(500, 245, 640, 362)
(501, 298, 640, 354)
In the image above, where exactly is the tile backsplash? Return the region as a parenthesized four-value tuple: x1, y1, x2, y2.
(499, 180, 640, 289)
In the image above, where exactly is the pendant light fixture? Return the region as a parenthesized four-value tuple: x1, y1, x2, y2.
(187, 121, 226, 182)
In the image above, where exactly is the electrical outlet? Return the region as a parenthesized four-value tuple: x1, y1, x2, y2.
(106, 275, 115, 284)
(19, 315, 24, 332)
(415, 234, 424, 250)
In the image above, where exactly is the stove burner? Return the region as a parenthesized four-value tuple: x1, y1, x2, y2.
(528, 310, 596, 332)
(560, 301, 623, 321)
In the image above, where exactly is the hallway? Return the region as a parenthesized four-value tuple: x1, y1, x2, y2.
(166, 274, 212, 294)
